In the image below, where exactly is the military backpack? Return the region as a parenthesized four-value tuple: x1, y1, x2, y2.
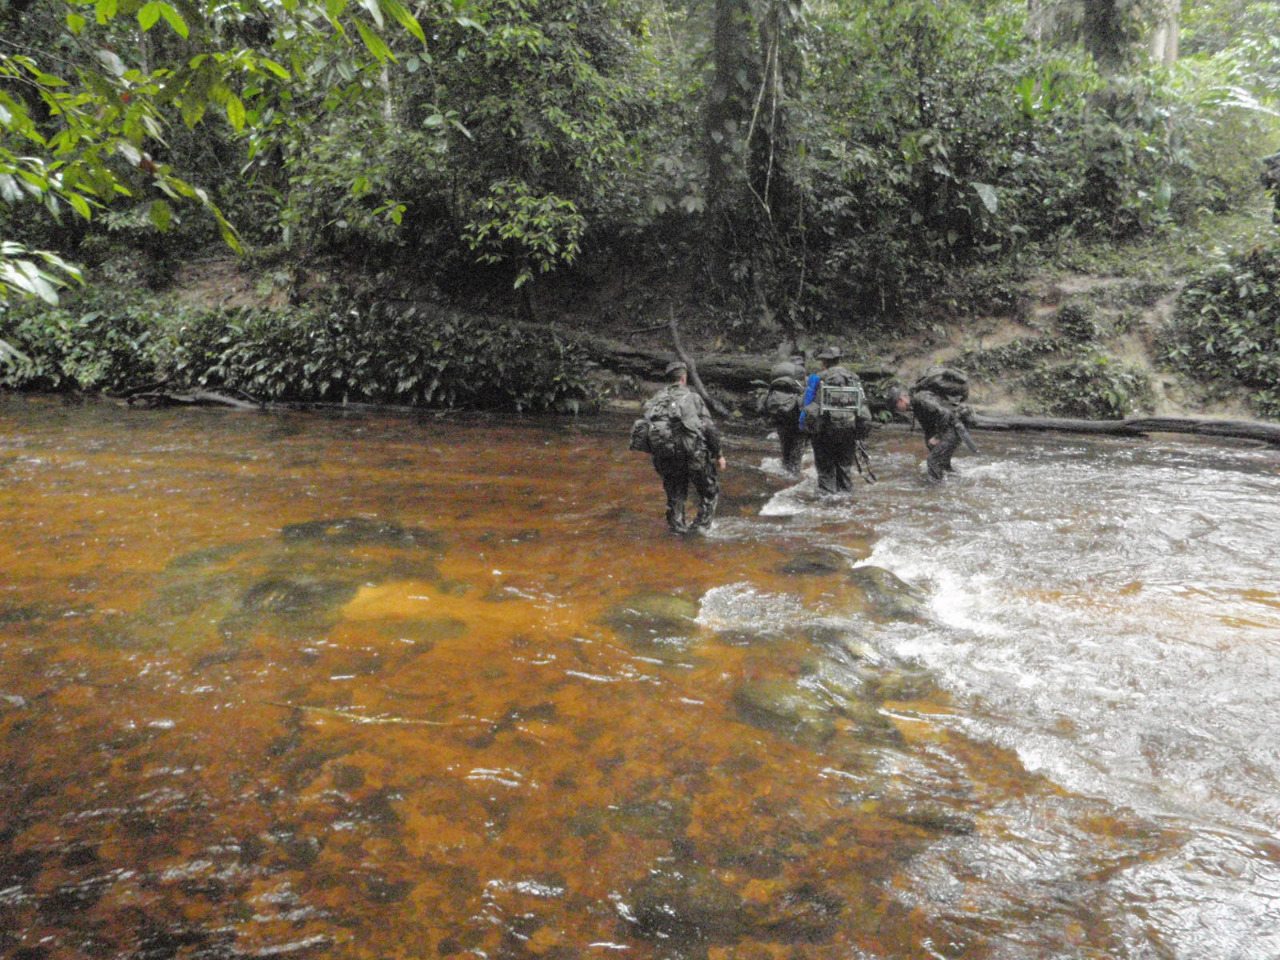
(762, 377, 803, 422)
(912, 367, 969, 404)
(633, 390, 689, 458)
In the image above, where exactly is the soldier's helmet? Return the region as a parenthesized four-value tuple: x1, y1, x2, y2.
(770, 361, 799, 380)
(664, 360, 688, 378)
(817, 345, 843, 361)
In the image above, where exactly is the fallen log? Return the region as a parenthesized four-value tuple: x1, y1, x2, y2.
(971, 414, 1280, 447)
(125, 389, 263, 410)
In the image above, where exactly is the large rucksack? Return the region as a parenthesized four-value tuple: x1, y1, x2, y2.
(636, 390, 690, 458)
(912, 367, 969, 404)
(763, 377, 803, 422)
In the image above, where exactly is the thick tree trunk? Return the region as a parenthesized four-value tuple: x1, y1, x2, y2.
(1148, 0, 1180, 66)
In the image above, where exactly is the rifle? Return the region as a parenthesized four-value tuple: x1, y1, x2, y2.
(853, 440, 877, 483)
(955, 418, 979, 454)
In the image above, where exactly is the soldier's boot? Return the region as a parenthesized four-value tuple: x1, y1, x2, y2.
(666, 502, 688, 534)
(690, 493, 718, 533)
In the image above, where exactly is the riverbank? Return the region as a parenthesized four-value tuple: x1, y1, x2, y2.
(155, 208, 1277, 424)
(4, 209, 1277, 425)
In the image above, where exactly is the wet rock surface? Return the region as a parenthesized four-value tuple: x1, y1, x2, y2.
(846, 565, 931, 621)
(600, 590, 702, 647)
(626, 864, 755, 944)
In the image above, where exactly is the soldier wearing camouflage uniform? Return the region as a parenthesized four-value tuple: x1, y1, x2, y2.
(644, 361, 726, 534)
(906, 367, 976, 481)
(805, 346, 872, 495)
(762, 358, 809, 475)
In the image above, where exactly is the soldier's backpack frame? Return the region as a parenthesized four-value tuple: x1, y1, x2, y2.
(802, 379, 867, 433)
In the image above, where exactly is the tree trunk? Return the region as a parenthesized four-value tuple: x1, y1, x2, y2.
(1148, 0, 1180, 66)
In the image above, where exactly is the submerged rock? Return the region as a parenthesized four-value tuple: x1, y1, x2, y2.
(732, 678, 838, 746)
(869, 665, 939, 702)
(600, 591, 701, 646)
(280, 517, 443, 551)
(846, 565, 931, 622)
(761, 882, 846, 944)
(779, 548, 849, 577)
(626, 865, 754, 944)
(883, 801, 977, 836)
(240, 576, 358, 615)
(735, 663, 903, 748)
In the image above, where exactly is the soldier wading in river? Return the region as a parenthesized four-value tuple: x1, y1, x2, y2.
(896, 366, 978, 481)
(800, 346, 873, 495)
(760, 357, 810, 475)
(629, 360, 726, 534)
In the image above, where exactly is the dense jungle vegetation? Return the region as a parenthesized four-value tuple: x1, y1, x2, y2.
(2, 0, 1279, 415)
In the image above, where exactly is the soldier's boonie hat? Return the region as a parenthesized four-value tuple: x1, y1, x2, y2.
(664, 360, 688, 376)
(770, 361, 798, 379)
(817, 345, 843, 360)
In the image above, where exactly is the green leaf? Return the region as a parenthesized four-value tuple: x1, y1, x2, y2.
(225, 94, 246, 132)
(972, 182, 998, 214)
(68, 193, 93, 220)
(159, 2, 188, 37)
(354, 20, 393, 61)
(138, 1, 162, 31)
(149, 198, 172, 231)
(379, 0, 424, 42)
(96, 49, 126, 77)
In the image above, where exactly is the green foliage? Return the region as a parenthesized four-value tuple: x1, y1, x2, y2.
(0, 302, 159, 391)
(0, 242, 83, 304)
(2, 297, 599, 411)
(1021, 352, 1153, 419)
(464, 180, 586, 288)
(0, 0, 442, 301)
(1158, 241, 1280, 417)
(1056, 302, 1102, 342)
(958, 337, 1073, 380)
(171, 303, 599, 411)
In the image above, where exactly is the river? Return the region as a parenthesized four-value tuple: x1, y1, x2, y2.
(1, 395, 1278, 960)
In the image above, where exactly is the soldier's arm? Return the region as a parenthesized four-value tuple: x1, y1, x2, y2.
(701, 418, 723, 460)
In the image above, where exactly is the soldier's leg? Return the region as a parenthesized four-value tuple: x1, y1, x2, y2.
(779, 426, 807, 474)
(689, 460, 721, 532)
(834, 434, 856, 492)
(925, 427, 962, 480)
(812, 436, 838, 494)
(657, 456, 690, 532)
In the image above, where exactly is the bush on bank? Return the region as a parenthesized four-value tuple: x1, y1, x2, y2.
(1159, 241, 1280, 418)
(0, 299, 598, 414)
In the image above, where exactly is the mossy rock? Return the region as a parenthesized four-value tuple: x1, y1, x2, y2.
(778, 548, 849, 577)
(600, 590, 701, 646)
(280, 517, 444, 551)
(846, 565, 930, 622)
(732, 677, 838, 746)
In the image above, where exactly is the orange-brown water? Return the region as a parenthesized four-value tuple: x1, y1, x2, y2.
(2, 396, 1278, 960)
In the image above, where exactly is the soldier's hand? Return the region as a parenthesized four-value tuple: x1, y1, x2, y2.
(717, 456, 726, 471)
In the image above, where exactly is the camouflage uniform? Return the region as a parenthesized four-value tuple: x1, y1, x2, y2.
(910, 385, 975, 480)
(762, 361, 809, 474)
(808, 361, 872, 495)
(645, 383, 723, 534)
